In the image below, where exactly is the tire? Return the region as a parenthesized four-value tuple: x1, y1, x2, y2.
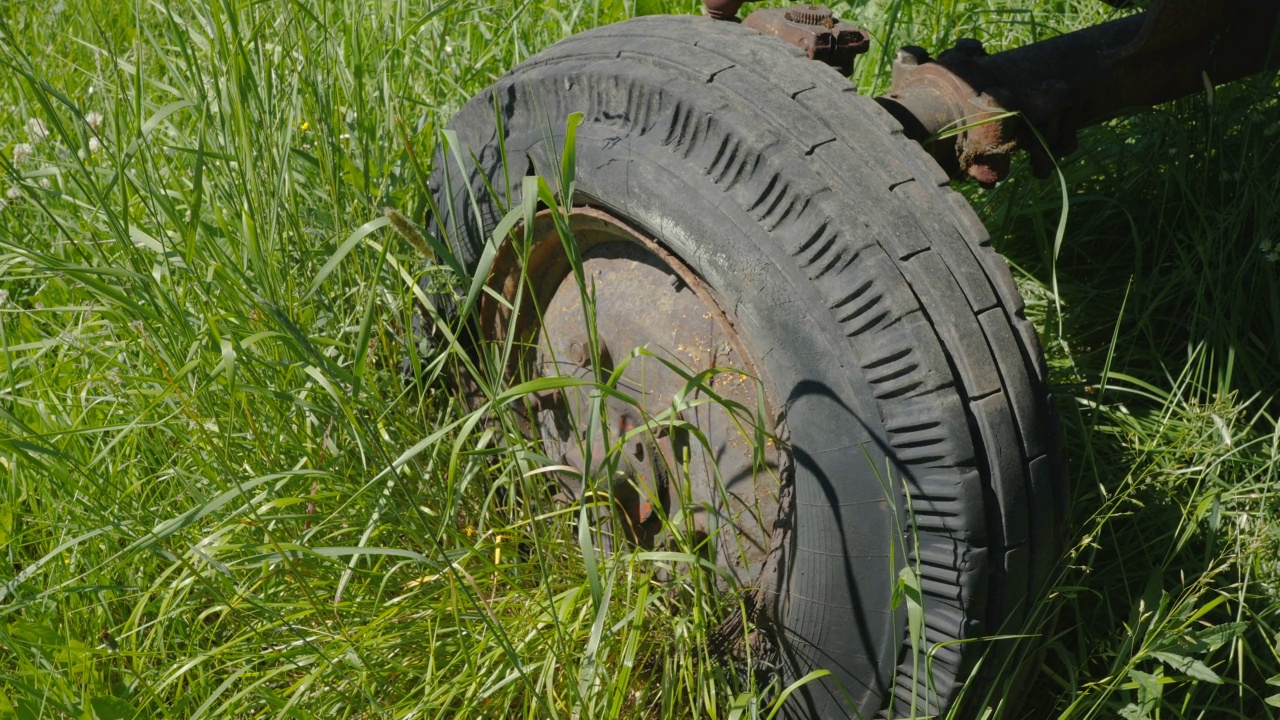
(428, 15, 1065, 719)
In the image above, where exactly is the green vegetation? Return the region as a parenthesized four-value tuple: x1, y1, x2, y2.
(2, 0, 1278, 718)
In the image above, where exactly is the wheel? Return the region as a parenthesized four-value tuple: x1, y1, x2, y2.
(427, 14, 1065, 719)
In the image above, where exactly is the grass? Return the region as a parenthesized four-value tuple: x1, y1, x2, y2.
(1, 0, 1278, 718)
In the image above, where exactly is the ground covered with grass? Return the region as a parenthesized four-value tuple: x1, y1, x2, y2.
(2, 1, 1279, 718)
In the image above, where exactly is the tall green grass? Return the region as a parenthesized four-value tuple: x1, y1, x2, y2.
(1, 0, 1278, 718)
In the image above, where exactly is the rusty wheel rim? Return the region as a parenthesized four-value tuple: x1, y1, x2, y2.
(485, 207, 783, 585)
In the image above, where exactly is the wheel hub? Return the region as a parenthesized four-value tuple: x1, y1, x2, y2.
(485, 207, 782, 583)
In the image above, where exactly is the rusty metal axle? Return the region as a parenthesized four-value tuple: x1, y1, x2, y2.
(709, 0, 1280, 184)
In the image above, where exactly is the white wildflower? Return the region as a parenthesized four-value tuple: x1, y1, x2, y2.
(85, 111, 103, 132)
(0, 289, 8, 306)
(58, 327, 81, 349)
(5, 186, 20, 201)
(12, 143, 33, 164)
(25, 118, 48, 144)
(88, 137, 102, 154)
(77, 149, 87, 161)
(38, 175, 51, 189)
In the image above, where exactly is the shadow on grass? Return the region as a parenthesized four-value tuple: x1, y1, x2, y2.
(978, 71, 1280, 718)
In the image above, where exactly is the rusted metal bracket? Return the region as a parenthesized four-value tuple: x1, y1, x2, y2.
(876, 0, 1280, 184)
(741, 6, 870, 76)
(706, 1, 869, 77)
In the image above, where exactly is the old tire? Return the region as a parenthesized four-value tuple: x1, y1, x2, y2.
(429, 14, 1065, 719)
